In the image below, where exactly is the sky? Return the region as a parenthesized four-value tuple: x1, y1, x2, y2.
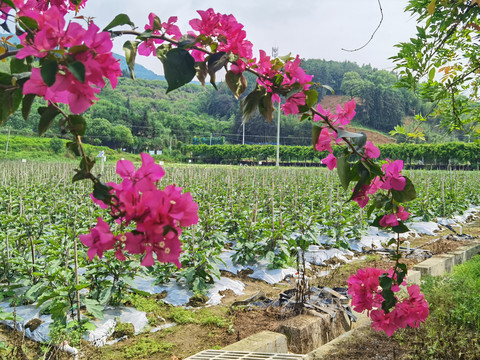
(82, 0, 419, 76)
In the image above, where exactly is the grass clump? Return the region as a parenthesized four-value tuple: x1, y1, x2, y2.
(129, 294, 232, 328)
(398, 255, 480, 359)
(123, 337, 174, 359)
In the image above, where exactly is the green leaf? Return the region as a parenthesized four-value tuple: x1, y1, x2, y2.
(92, 182, 113, 201)
(353, 132, 367, 150)
(66, 141, 81, 157)
(336, 152, 352, 191)
(98, 287, 113, 305)
(67, 115, 86, 136)
(84, 299, 104, 320)
(37, 104, 60, 136)
(103, 14, 134, 31)
(337, 128, 364, 139)
(371, 215, 383, 228)
(225, 70, 247, 99)
(74, 284, 89, 291)
(19, 16, 38, 32)
(178, 34, 197, 49)
(37, 291, 58, 307)
(83, 321, 96, 331)
(391, 221, 410, 234)
(10, 88, 23, 116)
(391, 177, 417, 203)
(195, 61, 208, 86)
(40, 59, 58, 87)
(0, 73, 12, 85)
(207, 51, 229, 89)
(68, 45, 89, 55)
(286, 83, 303, 99)
(72, 157, 95, 182)
(321, 84, 335, 94)
(129, 288, 152, 297)
(161, 48, 196, 93)
(10, 58, 30, 74)
(240, 86, 263, 123)
(258, 93, 274, 123)
(428, 67, 436, 82)
(312, 125, 322, 148)
(304, 89, 318, 108)
(379, 273, 398, 313)
(123, 40, 138, 80)
(67, 61, 85, 83)
(366, 204, 376, 219)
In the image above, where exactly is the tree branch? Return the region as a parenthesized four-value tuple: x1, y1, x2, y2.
(342, 0, 383, 52)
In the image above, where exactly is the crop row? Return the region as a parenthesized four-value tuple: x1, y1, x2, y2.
(0, 162, 479, 327)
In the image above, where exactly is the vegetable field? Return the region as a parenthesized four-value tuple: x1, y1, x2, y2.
(1, 161, 480, 336)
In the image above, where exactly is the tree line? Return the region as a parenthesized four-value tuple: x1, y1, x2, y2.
(2, 59, 439, 151)
(183, 142, 480, 167)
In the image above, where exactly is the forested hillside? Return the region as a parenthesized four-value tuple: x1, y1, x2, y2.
(3, 58, 449, 151)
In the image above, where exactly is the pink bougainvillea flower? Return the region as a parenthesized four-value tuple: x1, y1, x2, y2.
(396, 205, 410, 221)
(352, 185, 370, 208)
(18, 10, 121, 114)
(87, 154, 198, 268)
(116, 153, 165, 192)
(189, 8, 253, 60)
(163, 16, 182, 39)
(321, 153, 337, 170)
(367, 176, 383, 195)
(348, 268, 429, 336)
(313, 103, 335, 122)
(380, 159, 406, 191)
(379, 206, 410, 228)
(379, 213, 399, 227)
(79, 218, 115, 261)
(364, 141, 380, 159)
(347, 267, 386, 313)
(282, 92, 306, 115)
(315, 127, 336, 153)
(284, 55, 313, 86)
(335, 99, 356, 125)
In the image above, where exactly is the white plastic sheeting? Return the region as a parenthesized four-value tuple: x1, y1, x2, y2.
(87, 307, 148, 347)
(0, 303, 148, 347)
(217, 250, 297, 284)
(304, 247, 354, 266)
(132, 275, 245, 306)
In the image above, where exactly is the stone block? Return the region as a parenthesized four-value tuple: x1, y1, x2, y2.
(460, 243, 480, 261)
(413, 256, 448, 276)
(278, 310, 355, 354)
(222, 330, 288, 353)
(437, 254, 455, 273)
(450, 250, 466, 266)
(407, 270, 421, 285)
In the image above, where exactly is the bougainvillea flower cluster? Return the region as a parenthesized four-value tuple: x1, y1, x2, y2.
(14, 1, 121, 114)
(82, 153, 198, 267)
(347, 268, 429, 336)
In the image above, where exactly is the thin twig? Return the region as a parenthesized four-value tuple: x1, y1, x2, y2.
(342, 0, 383, 52)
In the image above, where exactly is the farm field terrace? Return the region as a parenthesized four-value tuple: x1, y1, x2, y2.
(0, 161, 480, 358)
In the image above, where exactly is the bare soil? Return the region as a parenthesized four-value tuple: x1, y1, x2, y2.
(1, 223, 478, 360)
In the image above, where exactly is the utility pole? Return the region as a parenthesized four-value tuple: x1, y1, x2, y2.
(5, 127, 10, 155)
(242, 123, 245, 145)
(272, 47, 280, 167)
